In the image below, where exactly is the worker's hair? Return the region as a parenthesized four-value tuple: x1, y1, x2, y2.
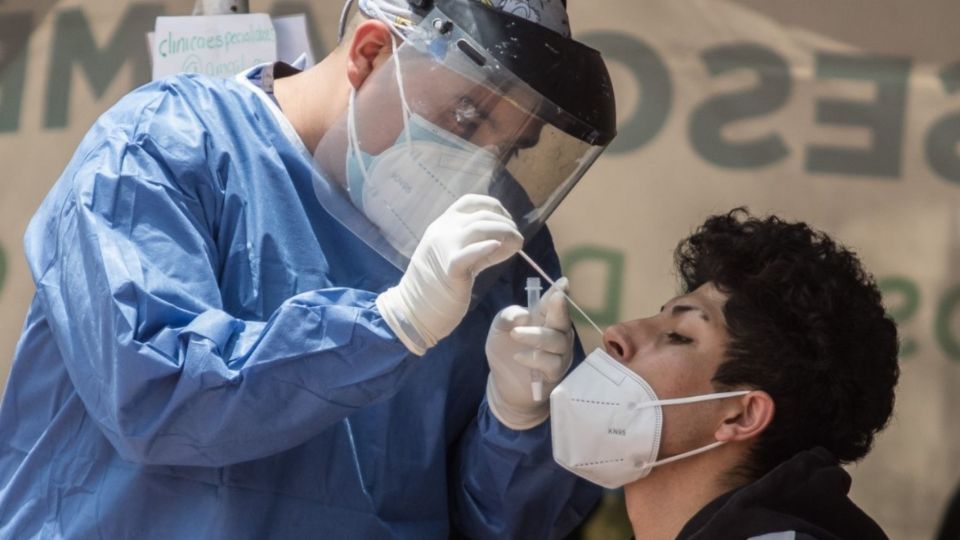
(675, 208, 899, 480)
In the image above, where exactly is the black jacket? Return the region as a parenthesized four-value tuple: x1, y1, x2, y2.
(676, 447, 887, 540)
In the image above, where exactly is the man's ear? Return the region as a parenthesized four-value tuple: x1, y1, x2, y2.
(346, 20, 395, 90)
(715, 390, 774, 443)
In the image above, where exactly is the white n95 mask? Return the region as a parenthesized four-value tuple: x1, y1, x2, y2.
(549, 348, 749, 489)
(345, 87, 499, 259)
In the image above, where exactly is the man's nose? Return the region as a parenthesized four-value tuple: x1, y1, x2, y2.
(603, 323, 635, 363)
(603, 318, 657, 363)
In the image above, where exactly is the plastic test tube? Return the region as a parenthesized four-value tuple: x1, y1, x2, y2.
(517, 250, 605, 338)
(526, 277, 546, 402)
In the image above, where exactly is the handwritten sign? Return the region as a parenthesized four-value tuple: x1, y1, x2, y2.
(151, 14, 277, 80)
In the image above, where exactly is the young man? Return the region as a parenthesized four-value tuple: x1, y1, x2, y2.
(548, 209, 899, 539)
(0, 0, 615, 538)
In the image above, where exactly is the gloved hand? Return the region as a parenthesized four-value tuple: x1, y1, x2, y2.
(485, 278, 575, 430)
(377, 194, 523, 356)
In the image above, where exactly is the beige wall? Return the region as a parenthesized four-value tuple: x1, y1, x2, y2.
(1, 1, 959, 537)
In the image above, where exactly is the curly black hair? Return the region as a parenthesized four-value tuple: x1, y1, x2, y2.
(674, 208, 899, 479)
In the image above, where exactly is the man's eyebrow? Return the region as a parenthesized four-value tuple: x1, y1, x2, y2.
(670, 304, 709, 321)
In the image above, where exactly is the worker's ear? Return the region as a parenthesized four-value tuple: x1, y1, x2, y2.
(714, 390, 774, 443)
(346, 20, 396, 89)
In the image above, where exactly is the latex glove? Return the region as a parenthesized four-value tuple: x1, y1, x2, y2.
(377, 194, 523, 356)
(485, 278, 575, 430)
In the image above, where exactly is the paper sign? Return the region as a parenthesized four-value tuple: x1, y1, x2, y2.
(151, 14, 277, 80)
(273, 14, 315, 68)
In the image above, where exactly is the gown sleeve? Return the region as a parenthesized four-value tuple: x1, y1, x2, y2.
(23, 81, 413, 468)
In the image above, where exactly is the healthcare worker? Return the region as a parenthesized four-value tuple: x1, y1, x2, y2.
(0, 0, 616, 538)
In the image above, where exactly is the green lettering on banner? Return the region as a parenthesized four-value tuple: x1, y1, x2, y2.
(270, 1, 327, 60)
(925, 62, 960, 183)
(45, 4, 164, 129)
(878, 276, 919, 358)
(689, 43, 791, 169)
(579, 32, 672, 155)
(561, 246, 624, 327)
(0, 13, 32, 133)
(806, 53, 911, 178)
(936, 284, 960, 362)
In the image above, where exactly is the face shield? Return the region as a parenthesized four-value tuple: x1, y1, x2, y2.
(312, 0, 616, 270)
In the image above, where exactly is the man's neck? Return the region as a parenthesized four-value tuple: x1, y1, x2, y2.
(624, 450, 745, 540)
(273, 49, 350, 152)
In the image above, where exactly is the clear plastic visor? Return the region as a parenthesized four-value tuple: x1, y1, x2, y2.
(312, 12, 607, 270)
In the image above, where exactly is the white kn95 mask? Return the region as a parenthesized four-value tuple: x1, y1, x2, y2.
(549, 348, 749, 489)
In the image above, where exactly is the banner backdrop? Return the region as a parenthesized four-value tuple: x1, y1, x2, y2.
(1, 1, 959, 538)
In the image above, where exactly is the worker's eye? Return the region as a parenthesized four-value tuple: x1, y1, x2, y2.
(452, 97, 487, 139)
(666, 332, 693, 345)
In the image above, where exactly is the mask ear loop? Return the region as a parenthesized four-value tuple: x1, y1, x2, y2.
(646, 440, 728, 468)
(362, 1, 413, 145)
(346, 88, 373, 190)
(345, 3, 414, 191)
(639, 390, 751, 469)
(636, 390, 752, 409)
(389, 32, 414, 146)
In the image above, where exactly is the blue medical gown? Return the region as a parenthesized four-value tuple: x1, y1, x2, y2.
(0, 73, 600, 539)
